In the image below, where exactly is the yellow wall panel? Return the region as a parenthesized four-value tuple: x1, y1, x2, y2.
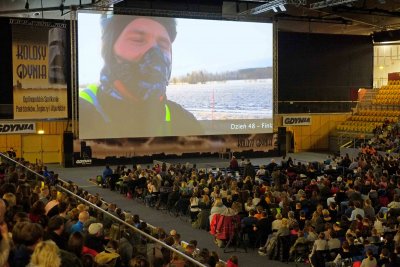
(276, 113, 350, 152)
(7, 135, 22, 157)
(28, 120, 68, 135)
(1, 119, 67, 163)
(0, 136, 6, 152)
(42, 135, 61, 163)
(302, 125, 311, 136)
(22, 134, 61, 164)
(301, 135, 311, 150)
(0, 135, 22, 157)
(22, 135, 42, 163)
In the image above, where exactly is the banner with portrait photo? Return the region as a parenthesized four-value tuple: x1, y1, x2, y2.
(11, 19, 68, 119)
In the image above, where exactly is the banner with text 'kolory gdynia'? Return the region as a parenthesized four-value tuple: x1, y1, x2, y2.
(11, 19, 68, 119)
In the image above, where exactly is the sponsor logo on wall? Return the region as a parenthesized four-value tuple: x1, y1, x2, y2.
(0, 122, 36, 134)
(75, 159, 92, 166)
(283, 115, 312, 126)
(237, 135, 275, 148)
(11, 19, 68, 120)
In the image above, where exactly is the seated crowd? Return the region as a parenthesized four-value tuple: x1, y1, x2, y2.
(370, 117, 400, 153)
(2, 118, 400, 267)
(97, 122, 400, 267)
(0, 159, 236, 267)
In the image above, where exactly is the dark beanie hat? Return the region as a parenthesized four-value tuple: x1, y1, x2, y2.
(101, 15, 177, 66)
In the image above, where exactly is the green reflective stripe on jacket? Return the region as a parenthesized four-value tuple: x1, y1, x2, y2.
(80, 90, 94, 104)
(87, 84, 99, 94)
(165, 104, 171, 122)
(79, 84, 99, 104)
(80, 84, 172, 122)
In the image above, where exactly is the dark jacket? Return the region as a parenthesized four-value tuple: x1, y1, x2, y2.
(80, 87, 203, 138)
(9, 245, 32, 267)
(60, 249, 83, 267)
(84, 235, 105, 253)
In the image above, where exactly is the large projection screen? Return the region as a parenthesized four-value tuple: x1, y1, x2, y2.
(78, 12, 273, 139)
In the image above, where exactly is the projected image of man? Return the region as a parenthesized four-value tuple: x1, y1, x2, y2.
(79, 15, 202, 138)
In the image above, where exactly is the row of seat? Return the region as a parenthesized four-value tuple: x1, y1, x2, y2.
(350, 115, 397, 123)
(337, 83, 400, 134)
(356, 110, 400, 117)
(372, 84, 400, 106)
(380, 84, 400, 89)
(376, 90, 400, 96)
(340, 121, 381, 126)
(372, 99, 400, 105)
(385, 80, 400, 85)
(336, 121, 382, 133)
(375, 94, 400, 100)
(336, 124, 376, 133)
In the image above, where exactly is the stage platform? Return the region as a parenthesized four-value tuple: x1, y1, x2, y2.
(154, 151, 330, 170)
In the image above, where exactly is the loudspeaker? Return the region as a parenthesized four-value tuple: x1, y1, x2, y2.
(63, 153, 73, 168)
(278, 127, 286, 136)
(278, 127, 286, 156)
(63, 132, 73, 167)
(63, 132, 73, 153)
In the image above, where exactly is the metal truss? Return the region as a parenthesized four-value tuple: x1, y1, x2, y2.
(310, 0, 359, 9)
(241, 0, 306, 15)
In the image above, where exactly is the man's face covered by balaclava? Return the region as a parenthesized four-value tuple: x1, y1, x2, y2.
(100, 16, 176, 103)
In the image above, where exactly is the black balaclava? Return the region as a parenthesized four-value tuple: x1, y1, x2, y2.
(100, 15, 177, 102)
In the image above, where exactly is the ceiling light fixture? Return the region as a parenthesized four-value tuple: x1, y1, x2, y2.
(310, 0, 358, 9)
(25, 0, 29, 10)
(248, 0, 288, 15)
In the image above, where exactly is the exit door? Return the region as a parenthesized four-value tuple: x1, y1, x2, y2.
(22, 135, 61, 164)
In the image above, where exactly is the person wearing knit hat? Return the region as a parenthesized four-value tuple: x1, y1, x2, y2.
(88, 223, 103, 236)
(86, 223, 106, 253)
(79, 14, 202, 137)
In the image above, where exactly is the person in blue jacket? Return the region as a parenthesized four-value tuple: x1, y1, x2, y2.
(102, 165, 113, 185)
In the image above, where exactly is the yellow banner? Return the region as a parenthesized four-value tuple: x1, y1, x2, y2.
(12, 23, 67, 119)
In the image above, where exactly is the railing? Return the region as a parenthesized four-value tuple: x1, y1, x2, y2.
(337, 132, 368, 150)
(0, 152, 208, 267)
(278, 100, 357, 113)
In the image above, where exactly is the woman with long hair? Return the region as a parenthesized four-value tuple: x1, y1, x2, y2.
(28, 240, 61, 267)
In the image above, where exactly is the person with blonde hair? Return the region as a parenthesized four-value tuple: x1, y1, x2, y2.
(2, 192, 16, 207)
(28, 240, 61, 267)
(210, 185, 221, 200)
(70, 211, 89, 233)
(210, 197, 227, 222)
(258, 215, 288, 256)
